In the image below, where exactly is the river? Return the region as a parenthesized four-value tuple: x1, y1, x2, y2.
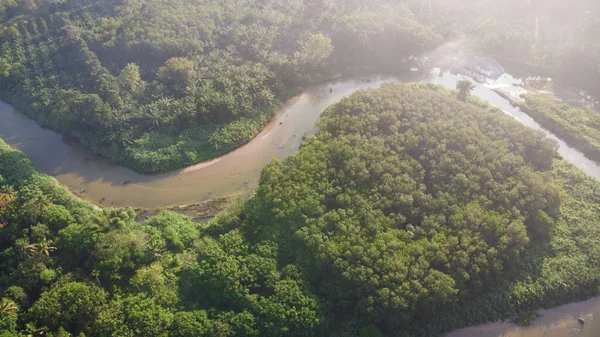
(0, 74, 416, 208)
(2, 69, 600, 336)
(1, 70, 598, 209)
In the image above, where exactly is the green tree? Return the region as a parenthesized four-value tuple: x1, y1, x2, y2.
(170, 311, 215, 337)
(456, 79, 475, 101)
(92, 227, 149, 282)
(144, 211, 199, 252)
(43, 205, 75, 232)
(28, 281, 107, 334)
(157, 57, 196, 94)
(257, 278, 322, 336)
(130, 263, 179, 306)
(119, 63, 145, 97)
(121, 294, 174, 337)
(0, 58, 10, 77)
(2, 287, 27, 307)
(301, 33, 334, 64)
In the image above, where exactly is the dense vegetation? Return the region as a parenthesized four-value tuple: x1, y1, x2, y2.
(2, 83, 600, 336)
(0, 137, 324, 337)
(518, 94, 600, 162)
(0, 0, 440, 173)
(0, 0, 598, 172)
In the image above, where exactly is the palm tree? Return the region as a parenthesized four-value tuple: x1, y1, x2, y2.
(22, 243, 37, 258)
(250, 63, 268, 83)
(235, 90, 253, 112)
(37, 239, 57, 256)
(91, 269, 102, 287)
(255, 87, 275, 106)
(0, 58, 10, 77)
(145, 104, 163, 130)
(23, 239, 57, 257)
(185, 82, 198, 100)
(0, 298, 19, 318)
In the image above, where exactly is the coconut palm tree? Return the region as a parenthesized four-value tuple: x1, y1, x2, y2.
(23, 239, 57, 257)
(255, 87, 275, 106)
(0, 58, 10, 77)
(22, 243, 38, 258)
(145, 104, 163, 130)
(0, 298, 19, 318)
(91, 269, 102, 287)
(37, 239, 57, 256)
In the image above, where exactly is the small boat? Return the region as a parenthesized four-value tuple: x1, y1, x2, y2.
(410, 67, 419, 72)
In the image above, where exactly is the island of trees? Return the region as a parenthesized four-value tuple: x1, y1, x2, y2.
(2, 83, 600, 336)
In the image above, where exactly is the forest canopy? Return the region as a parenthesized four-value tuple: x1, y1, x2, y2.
(2, 0, 600, 335)
(2, 84, 600, 336)
(0, 0, 440, 173)
(0, 0, 599, 172)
